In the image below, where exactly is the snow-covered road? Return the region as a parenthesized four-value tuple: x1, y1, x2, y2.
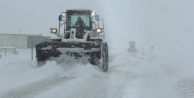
(0, 49, 194, 98)
(1, 76, 74, 98)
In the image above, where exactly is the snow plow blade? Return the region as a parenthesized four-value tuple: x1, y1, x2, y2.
(36, 41, 108, 72)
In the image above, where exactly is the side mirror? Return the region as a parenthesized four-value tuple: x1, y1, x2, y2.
(95, 15, 99, 21)
(58, 15, 62, 21)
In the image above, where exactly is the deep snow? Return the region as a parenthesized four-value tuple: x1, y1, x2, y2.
(0, 49, 193, 98)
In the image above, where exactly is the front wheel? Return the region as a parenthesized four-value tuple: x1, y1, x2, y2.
(101, 42, 108, 72)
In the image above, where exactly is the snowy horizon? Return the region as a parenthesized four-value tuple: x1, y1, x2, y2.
(1, 0, 194, 63)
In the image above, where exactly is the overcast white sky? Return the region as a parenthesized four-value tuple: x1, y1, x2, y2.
(1, 0, 194, 62)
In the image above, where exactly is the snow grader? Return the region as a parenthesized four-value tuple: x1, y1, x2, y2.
(36, 9, 109, 72)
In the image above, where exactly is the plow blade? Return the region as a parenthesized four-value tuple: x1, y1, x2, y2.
(36, 41, 101, 65)
(36, 41, 108, 72)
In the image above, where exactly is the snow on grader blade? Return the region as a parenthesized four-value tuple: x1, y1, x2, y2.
(36, 9, 108, 72)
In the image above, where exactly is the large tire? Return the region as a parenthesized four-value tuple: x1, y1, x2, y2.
(90, 52, 101, 65)
(101, 42, 108, 72)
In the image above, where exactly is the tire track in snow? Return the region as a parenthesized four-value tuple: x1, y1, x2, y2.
(0, 76, 74, 98)
(67, 73, 126, 98)
(67, 53, 137, 98)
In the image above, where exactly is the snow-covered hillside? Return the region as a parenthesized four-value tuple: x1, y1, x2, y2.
(0, 49, 193, 98)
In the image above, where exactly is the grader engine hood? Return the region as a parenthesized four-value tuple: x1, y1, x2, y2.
(62, 28, 90, 42)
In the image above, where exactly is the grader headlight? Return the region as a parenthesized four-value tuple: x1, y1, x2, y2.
(61, 12, 66, 17)
(96, 28, 103, 33)
(50, 28, 57, 34)
(91, 11, 96, 17)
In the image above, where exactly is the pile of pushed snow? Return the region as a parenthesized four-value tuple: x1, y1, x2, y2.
(56, 61, 105, 77)
(0, 59, 105, 93)
(0, 60, 62, 88)
(41, 53, 106, 77)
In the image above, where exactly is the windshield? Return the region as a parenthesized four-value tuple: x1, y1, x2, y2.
(70, 14, 90, 27)
(66, 11, 91, 30)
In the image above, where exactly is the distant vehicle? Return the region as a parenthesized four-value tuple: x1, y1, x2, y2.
(36, 9, 108, 72)
(128, 41, 138, 52)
